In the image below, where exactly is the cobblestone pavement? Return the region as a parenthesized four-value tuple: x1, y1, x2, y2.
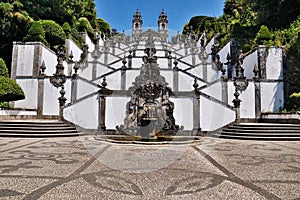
(0, 136, 299, 200)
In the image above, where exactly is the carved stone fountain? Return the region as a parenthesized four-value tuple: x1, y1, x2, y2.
(117, 34, 179, 140)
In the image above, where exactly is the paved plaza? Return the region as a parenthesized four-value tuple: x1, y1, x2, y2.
(0, 136, 299, 199)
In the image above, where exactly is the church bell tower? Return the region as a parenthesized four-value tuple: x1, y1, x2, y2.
(132, 9, 143, 41)
(158, 9, 168, 41)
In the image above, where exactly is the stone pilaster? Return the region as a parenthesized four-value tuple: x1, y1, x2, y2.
(193, 92, 201, 135)
(258, 46, 267, 80)
(121, 70, 126, 90)
(173, 70, 178, 92)
(221, 80, 228, 104)
(71, 75, 78, 103)
(254, 81, 261, 119)
(98, 94, 106, 130)
(37, 77, 44, 118)
(33, 45, 43, 77)
(92, 60, 97, 80)
(11, 43, 18, 80)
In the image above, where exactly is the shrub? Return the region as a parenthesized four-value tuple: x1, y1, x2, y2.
(39, 20, 66, 48)
(256, 25, 272, 45)
(62, 22, 72, 35)
(0, 58, 8, 77)
(0, 102, 9, 108)
(78, 17, 96, 42)
(289, 92, 300, 111)
(95, 18, 111, 35)
(23, 21, 49, 46)
(0, 76, 25, 102)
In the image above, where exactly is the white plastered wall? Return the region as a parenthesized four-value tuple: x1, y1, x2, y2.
(14, 79, 38, 109)
(260, 82, 284, 112)
(63, 94, 99, 129)
(266, 47, 283, 80)
(106, 97, 130, 129)
(200, 95, 236, 131)
(15, 44, 35, 76)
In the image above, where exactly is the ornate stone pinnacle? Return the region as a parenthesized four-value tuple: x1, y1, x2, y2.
(39, 60, 46, 76)
(101, 77, 107, 88)
(173, 57, 179, 70)
(122, 56, 127, 69)
(253, 64, 259, 81)
(193, 78, 199, 90)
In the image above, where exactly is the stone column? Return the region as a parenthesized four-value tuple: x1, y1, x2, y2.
(221, 80, 228, 104)
(232, 88, 241, 122)
(33, 45, 43, 77)
(121, 69, 126, 90)
(97, 78, 112, 131)
(254, 81, 261, 119)
(128, 51, 132, 68)
(173, 58, 179, 92)
(37, 77, 44, 118)
(70, 75, 78, 103)
(257, 46, 267, 80)
(98, 94, 106, 130)
(37, 61, 46, 118)
(193, 79, 201, 135)
(167, 51, 172, 69)
(92, 60, 97, 80)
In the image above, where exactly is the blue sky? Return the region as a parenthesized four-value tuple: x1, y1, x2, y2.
(95, 0, 225, 32)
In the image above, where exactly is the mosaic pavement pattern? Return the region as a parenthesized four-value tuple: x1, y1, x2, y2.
(0, 136, 299, 199)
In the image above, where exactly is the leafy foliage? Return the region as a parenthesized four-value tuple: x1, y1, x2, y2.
(184, 0, 300, 109)
(0, 76, 25, 102)
(23, 21, 49, 46)
(0, 58, 9, 77)
(0, 1, 33, 72)
(78, 17, 96, 42)
(287, 92, 300, 111)
(0, 58, 25, 103)
(255, 25, 272, 45)
(0, 0, 111, 70)
(39, 20, 66, 49)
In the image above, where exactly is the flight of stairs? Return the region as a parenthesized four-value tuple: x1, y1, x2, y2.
(0, 120, 81, 137)
(213, 122, 300, 140)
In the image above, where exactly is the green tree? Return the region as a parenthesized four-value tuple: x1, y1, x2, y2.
(255, 25, 272, 45)
(0, 58, 9, 77)
(0, 1, 33, 71)
(0, 58, 25, 106)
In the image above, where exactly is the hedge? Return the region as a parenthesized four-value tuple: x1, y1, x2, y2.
(0, 76, 25, 102)
(78, 17, 97, 42)
(289, 92, 300, 111)
(39, 20, 66, 48)
(0, 58, 8, 77)
(23, 21, 49, 47)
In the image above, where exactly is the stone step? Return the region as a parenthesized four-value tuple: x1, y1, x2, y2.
(0, 132, 83, 138)
(230, 123, 300, 129)
(222, 128, 300, 133)
(213, 122, 300, 141)
(0, 126, 76, 130)
(0, 120, 80, 137)
(212, 133, 300, 141)
(220, 131, 300, 137)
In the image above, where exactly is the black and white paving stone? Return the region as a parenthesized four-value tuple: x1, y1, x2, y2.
(0, 136, 299, 199)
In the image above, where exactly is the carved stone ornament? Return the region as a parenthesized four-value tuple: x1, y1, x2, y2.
(233, 77, 248, 91)
(117, 34, 179, 138)
(50, 53, 66, 88)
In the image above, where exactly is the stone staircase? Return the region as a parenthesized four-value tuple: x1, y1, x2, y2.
(0, 120, 81, 137)
(212, 122, 300, 140)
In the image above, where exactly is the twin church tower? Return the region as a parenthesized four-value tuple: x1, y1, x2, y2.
(132, 9, 169, 41)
